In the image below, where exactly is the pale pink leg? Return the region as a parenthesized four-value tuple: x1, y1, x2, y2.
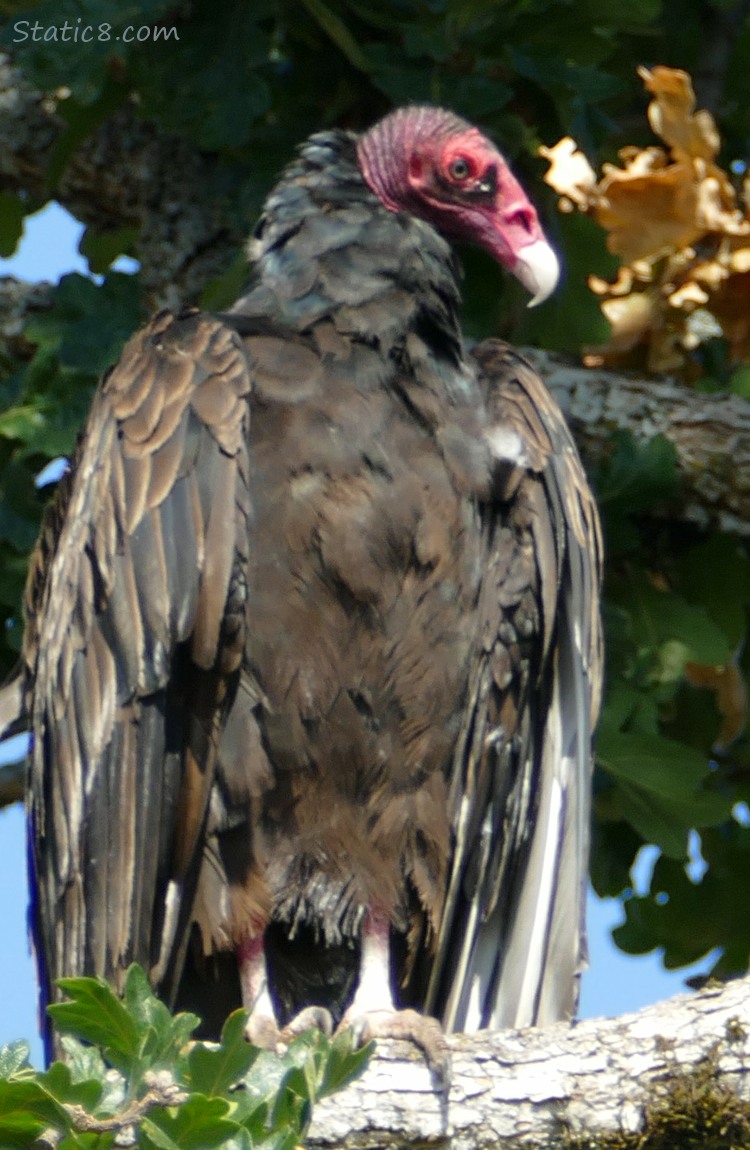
(239, 935, 282, 1049)
(343, 909, 396, 1016)
(338, 910, 450, 1085)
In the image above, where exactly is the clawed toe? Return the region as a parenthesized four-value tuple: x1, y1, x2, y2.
(281, 1004, 334, 1041)
(245, 1012, 287, 1054)
(245, 1005, 334, 1053)
(337, 1007, 450, 1088)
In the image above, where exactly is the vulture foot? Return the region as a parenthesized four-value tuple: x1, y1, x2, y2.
(241, 936, 330, 1051)
(339, 911, 451, 1085)
(338, 1007, 450, 1087)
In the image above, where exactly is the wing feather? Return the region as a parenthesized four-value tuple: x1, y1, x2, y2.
(429, 341, 602, 1032)
(24, 309, 252, 1054)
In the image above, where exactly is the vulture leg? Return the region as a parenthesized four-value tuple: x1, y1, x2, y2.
(338, 912, 450, 1085)
(240, 936, 281, 1048)
(240, 935, 333, 1049)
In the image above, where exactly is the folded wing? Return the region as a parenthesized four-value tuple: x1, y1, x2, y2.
(24, 310, 252, 1054)
(426, 341, 603, 1031)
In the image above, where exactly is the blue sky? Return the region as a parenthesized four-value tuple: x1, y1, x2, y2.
(0, 202, 713, 1066)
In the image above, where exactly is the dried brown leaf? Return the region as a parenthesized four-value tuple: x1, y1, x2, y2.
(541, 65, 750, 375)
(540, 137, 598, 207)
(596, 162, 703, 263)
(705, 270, 750, 361)
(685, 660, 748, 751)
(638, 64, 720, 162)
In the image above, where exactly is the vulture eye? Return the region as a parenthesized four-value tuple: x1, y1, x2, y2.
(448, 156, 474, 182)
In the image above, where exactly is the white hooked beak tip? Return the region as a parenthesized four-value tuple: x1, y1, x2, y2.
(514, 240, 560, 308)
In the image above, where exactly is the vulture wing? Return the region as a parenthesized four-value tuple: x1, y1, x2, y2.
(426, 341, 602, 1031)
(24, 309, 252, 1053)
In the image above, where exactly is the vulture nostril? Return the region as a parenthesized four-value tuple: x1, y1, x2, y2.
(509, 207, 534, 234)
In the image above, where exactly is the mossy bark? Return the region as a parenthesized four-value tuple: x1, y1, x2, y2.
(308, 977, 750, 1149)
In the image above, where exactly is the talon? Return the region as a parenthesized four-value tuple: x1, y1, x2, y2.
(240, 935, 334, 1052)
(281, 1004, 334, 1040)
(338, 1013, 369, 1048)
(245, 1012, 286, 1054)
(338, 1006, 450, 1087)
(246, 1004, 335, 1052)
(331, 911, 452, 1085)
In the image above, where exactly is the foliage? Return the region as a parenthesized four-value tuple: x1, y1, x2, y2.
(0, 966, 371, 1149)
(542, 65, 750, 375)
(0, 271, 141, 649)
(538, 58, 750, 980)
(2, 0, 750, 990)
(590, 432, 750, 977)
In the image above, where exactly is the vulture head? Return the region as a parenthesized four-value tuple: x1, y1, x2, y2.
(357, 105, 560, 305)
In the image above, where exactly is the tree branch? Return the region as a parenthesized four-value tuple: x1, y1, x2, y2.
(0, 278, 53, 362)
(308, 977, 750, 1149)
(0, 761, 23, 808)
(0, 54, 242, 308)
(521, 347, 750, 536)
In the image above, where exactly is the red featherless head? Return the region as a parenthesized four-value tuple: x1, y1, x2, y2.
(357, 105, 559, 307)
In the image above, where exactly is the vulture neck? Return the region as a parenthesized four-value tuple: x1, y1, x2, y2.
(232, 129, 465, 370)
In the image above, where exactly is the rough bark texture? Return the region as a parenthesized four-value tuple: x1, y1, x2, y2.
(523, 347, 750, 538)
(308, 976, 750, 1149)
(0, 54, 242, 309)
(0, 278, 54, 358)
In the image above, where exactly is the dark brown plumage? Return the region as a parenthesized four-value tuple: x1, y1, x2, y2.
(19, 106, 602, 1066)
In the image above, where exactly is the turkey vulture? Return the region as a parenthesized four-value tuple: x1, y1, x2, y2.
(17, 105, 602, 1067)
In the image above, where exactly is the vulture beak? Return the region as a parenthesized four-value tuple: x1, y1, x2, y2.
(514, 240, 560, 308)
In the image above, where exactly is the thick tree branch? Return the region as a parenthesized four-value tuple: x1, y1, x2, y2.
(521, 347, 750, 536)
(0, 54, 242, 308)
(0, 278, 53, 366)
(308, 977, 750, 1149)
